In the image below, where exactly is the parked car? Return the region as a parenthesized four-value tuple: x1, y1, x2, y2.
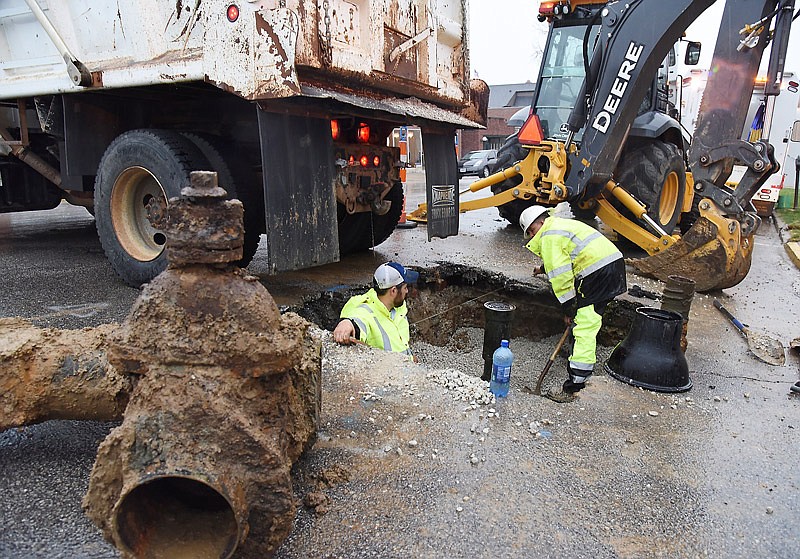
(458, 149, 498, 178)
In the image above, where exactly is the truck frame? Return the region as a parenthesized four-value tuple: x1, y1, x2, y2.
(0, 0, 485, 286)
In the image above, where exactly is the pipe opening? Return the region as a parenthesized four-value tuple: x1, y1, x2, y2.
(115, 476, 239, 559)
(637, 307, 682, 322)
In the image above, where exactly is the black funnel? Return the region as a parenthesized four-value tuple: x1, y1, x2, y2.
(605, 307, 691, 392)
(482, 301, 516, 381)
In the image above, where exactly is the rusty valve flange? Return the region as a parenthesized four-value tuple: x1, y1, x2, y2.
(147, 170, 245, 267)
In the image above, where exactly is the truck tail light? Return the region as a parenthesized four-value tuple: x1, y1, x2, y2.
(360, 155, 369, 167)
(330, 119, 340, 140)
(226, 4, 239, 22)
(373, 156, 380, 167)
(357, 123, 370, 143)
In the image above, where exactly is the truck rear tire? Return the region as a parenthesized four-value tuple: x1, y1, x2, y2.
(337, 181, 403, 254)
(490, 135, 533, 225)
(94, 129, 212, 287)
(180, 133, 263, 267)
(613, 141, 686, 234)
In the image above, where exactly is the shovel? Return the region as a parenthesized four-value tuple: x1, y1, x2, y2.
(713, 300, 785, 366)
(523, 325, 572, 395)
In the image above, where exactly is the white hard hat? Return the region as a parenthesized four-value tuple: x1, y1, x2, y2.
(519, 205, 550, 238)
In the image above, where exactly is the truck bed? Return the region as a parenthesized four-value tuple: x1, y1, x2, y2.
(0, 0, 472, 119)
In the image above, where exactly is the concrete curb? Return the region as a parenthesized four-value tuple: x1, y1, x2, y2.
(786, 242, 800, 270)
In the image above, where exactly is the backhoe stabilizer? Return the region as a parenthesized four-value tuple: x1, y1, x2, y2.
(631, 201, 754, 292)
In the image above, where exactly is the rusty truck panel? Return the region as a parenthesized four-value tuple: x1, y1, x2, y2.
(0, 0, 470, 109)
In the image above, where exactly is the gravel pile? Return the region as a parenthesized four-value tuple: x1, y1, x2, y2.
(413, 326, 616, 396)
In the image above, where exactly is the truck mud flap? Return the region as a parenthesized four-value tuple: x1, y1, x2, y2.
(258, 110, 338, 273)
(423, 132, 459, 240)
(631, 216, 753, 292)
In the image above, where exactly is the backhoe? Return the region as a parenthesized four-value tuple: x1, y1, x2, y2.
(412, 0, 796, 292)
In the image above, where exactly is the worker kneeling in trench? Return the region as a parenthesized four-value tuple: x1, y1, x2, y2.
(332, 261, 419, 360)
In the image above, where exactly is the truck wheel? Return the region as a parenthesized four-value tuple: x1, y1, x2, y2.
(94, 129, 211, 287)
(180, 133, 263, 267)
(613, 141, 686, 234)
(490, 135, 533, 225)
(337, 181, 403, 254)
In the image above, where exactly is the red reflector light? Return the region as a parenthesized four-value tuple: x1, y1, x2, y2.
(227, 4, 239, 22)
(360, 155, 369, 167)
(357, 123, 370, 143)
(330, 120, 340, 140)
(373, 156, 380, 167)
(348, 155, 355, 165)
(518, 113, 545, 146)
(539, 1, 556, 15)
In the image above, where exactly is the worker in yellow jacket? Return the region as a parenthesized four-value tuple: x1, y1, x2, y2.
(520, 206, 627, 395)
(333, 262, 419, 357)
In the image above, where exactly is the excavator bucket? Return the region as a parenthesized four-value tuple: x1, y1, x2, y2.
(631, 211, 753, 292)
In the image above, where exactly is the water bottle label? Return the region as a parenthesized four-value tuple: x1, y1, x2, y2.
(492, 364, 511, 383)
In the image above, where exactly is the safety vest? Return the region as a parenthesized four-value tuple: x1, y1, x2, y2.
(526, 216, 622, 306)
(340, 289, 411, 355)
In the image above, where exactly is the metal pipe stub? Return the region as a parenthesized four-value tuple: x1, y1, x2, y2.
(660, 274, 695, 353)
(482, 301, 516, 381)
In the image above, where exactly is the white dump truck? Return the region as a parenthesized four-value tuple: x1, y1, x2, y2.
(0, 0, 485, 285)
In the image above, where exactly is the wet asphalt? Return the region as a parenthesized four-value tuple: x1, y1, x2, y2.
(1, 169, 799, 558)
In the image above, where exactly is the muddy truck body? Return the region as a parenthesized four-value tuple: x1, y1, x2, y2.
(0, 0, 485, 286)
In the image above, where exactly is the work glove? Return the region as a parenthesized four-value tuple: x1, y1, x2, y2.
(561, 298, 577, 324)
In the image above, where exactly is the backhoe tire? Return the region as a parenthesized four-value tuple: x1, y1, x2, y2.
(613, 141, 686, 234)
(94, 129, 212, 287)
(490, 135, 533, 225)
(337, 181, 403, 254)
(180, 133, 263, 268)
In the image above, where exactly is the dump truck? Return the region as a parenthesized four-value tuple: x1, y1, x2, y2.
(413, 0, 795, 292)
(0, 0, 486, 286)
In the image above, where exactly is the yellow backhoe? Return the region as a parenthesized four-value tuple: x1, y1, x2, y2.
(411, 0, 795, 292)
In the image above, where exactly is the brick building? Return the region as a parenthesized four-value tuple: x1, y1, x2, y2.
(456, 82, 535, 157)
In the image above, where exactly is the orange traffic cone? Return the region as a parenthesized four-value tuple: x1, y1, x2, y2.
(397, 195, 417, 229)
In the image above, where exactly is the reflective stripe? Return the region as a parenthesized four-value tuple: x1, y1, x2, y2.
(352, 317, 368, 337)
(556, 289, 576, 303)
(570, 231, 603, 260)
(547, 263, 572, 280)
(568, 360, 594, 371)
(542, 229, 580, 243)
(358, 303, 392, 350)
(576, 252, 623, 279)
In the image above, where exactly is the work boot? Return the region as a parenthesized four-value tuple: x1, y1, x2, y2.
(562, 378, 585, 393)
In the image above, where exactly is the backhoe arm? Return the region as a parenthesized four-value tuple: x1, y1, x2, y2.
(564, 0, 715, 201)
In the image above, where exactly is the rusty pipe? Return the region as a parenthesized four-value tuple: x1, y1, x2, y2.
(0, 318, 131, 431)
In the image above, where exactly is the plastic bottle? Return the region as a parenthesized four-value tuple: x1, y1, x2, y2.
(490, 339, 513, 397)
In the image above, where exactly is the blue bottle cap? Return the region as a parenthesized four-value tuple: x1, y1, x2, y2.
(501, 339, 509, 347)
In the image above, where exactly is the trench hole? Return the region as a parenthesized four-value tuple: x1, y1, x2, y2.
(291, 263, 635, 355)
(115, 476, 239, 559)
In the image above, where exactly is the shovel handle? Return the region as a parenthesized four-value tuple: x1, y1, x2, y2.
(534, 326, 572, 396)
(713, 299, 746, 334)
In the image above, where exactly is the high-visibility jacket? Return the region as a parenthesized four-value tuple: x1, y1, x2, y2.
(526, 216, 624, 311)
(340, 289, 411, 355)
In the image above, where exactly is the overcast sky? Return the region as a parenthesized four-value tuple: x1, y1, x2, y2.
(468, 1, 800, 85)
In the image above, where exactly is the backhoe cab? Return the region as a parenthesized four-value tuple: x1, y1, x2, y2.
(411, 0, 795, 292)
